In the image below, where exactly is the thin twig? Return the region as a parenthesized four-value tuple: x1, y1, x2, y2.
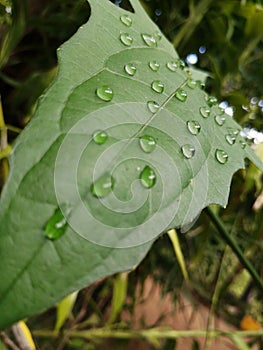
(0, 332, 20, 350)
(204, 207, 263, 293)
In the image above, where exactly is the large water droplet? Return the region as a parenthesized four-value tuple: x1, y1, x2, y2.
(91, 173, 114, 198)
(120, 14, 132, 27)
(124, 63, 137, 76)
(147, 101, 160, 113)
(139, 135, 157, 153)
(149, 60, 160, 71)
(45, 208, 67, 240)
(141, 33, 157, 47)
(225, 134, 236, 145)
(166, 61, 178, 71)
(140, 165, 156, 188)
(206, 96, 218, 107)
(215, 149, 228, 164)
(96, 86, 114, 102)
(151, 80, 164, 94)
(120, 33, 133, 46)
(187, 121, 201, 135)
(200, 106, 210, 118)
(175, 88, 187, 102)
(181, 144, 195, 159)
(93, 130, 108, 144)
(215, 115, 225, 126)
(187, 79, 198, 89)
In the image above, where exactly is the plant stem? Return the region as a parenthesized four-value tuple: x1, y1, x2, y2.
(33, 328, 263, 340)
(204, 207, 263, 293)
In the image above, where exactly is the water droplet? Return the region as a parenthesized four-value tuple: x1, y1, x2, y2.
(149, 60, 160, 71)
(124, 63, 136, 76)
(184, 68, 191, 76)
(166, 61, 178, 71)
(200, 106, 210, 118)
(93, 130, 108, 144)
(151, 80, 164, 94)
(91, 173, 114, 198)
(197, 80, 206, 90)
(206, 96, 218, 107)
(141, 33, 157, 47)
(187, 121, 201, 135)
(181, 144, 195, 159)
(215, 115, 225, 126)
(139, 135, 157, 153)
(147, 101, 160, 113)
(175, 88, 187, 102)
(229, 128, 239, 136)
(177, 59, 185, 69)
(187, 79, 198, 89)
(239, 140, 247, 149)
(154, 31, 162, 41)
(215, 149, 228, 164)
(217, 107, 225, 115)
(120, 14, 132, 27)
(120, 32, 133, 46)
(45, 208, 67, 240)
(96, 86, 114, 102)
(225, 134, 236, 145)
(140, 165, 156, 188)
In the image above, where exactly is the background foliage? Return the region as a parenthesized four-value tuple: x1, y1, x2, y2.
(0, 0, 263, 349)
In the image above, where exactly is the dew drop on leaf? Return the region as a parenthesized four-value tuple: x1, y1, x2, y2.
(187, 79, 198, 89)
(151, 80, 164, 94)
(141, 33, 157, 47)
(215, 149, 228, 164)
(120, 14, 132, 27)
(96, 86, 114, 102)
(225, 134, 236, 145)
(184, 67, 191, 76)
(199, 106, 210, 118)
(177, 59, 185, 69)
(175, 88, 187, 102)
(154, 31, 162, 41)
(139, 135, 157, 153)
(215, 115, 226, 126)
(45, 208, 67, 240)
(147, 101, 160, 113)
(166, 61, 178, 71)
(187, 121, 201, 135)
(140, 165, 156, 188)
(149, 60, 160, 71)
(93, 130, 108, 144)
(124, 63, 137, 76)
(91, 173, 114, 198)
(239, 140, 247, 149)
(119, 32, 133, 46)
(181, 144, 195, 159)
(206, 96, 218, 107)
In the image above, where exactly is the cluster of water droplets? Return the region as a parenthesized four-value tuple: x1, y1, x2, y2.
(119, 13, 162, 49)
(44, 12, 251, 240)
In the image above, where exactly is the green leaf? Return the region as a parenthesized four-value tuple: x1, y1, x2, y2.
(55, 291, 78, 331)
(107, 272, 128, 324)
(0, 0, 262, 330)
(229, 334, 251, 350)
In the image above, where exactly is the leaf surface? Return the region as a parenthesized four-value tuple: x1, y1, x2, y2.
(0, 0, 262, 330)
